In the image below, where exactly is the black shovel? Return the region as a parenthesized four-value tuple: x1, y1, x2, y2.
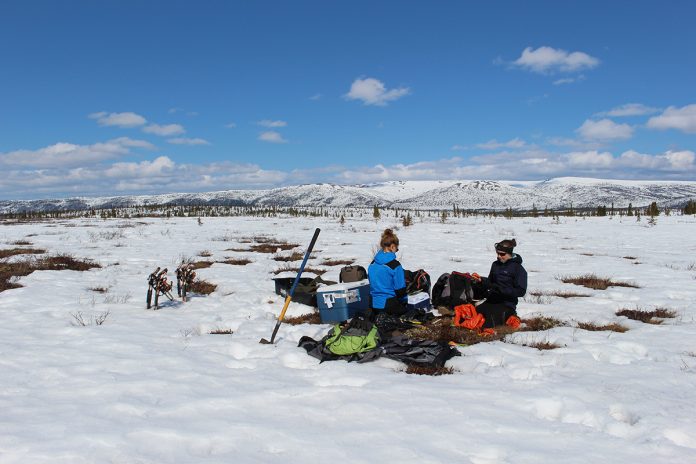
(260, 228, 320, 344)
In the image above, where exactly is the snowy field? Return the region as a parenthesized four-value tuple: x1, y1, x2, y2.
(1, 214, 696, 464)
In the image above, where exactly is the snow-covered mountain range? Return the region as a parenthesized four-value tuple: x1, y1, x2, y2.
(2, 177, 696, 213)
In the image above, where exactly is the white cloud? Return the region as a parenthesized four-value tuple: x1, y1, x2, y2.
(565, 150, 614, 168)
(646, 104, 696, 133)
(258, 131, 288, 144)
(476, 138, 527, 150)
(168, 108, 182, 114)
(257, 120, 287, 128)
(598, 103, 661, 117)
(167, 137, 211, 146)
(309, 94, 322, 101)
(0, 138, 150, 169)
(513, 46, 600, 74)
(225, 122, 237, 128)
(344, 77, 410, 106)
(663, 150, 696, 169)
(109, 137, 155, 149)
(576, 119, 634, 141)
(3, 144, 696, 199)
(89, 111, 147, 128)
(553, 75, 585, 85)
(451, 145, 468, 151)
(143, 124, 185, 136)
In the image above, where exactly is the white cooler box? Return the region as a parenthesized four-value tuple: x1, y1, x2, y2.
(317, 280, 371, 323)
(407, 292, 432, 311)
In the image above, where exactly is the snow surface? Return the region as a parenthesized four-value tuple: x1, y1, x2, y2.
(1, 215, 696, 463)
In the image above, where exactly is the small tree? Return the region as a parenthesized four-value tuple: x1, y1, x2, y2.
(647, 201, 660, 217)
(440, 210, 447, 223)
(373, 205, 381, 220)
(627, 203, 633, 216)
(402, 213, 413, 227)
(339, 214, 345, 226)
(531, 204, 539, 218)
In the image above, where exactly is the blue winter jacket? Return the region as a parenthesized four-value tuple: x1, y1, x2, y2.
(486, 254, 527, 309)
(368, 250, 407, 309)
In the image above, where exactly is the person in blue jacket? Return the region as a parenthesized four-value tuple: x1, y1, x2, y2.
(368, 228, 408, 316)
(478, 239, 527, 328)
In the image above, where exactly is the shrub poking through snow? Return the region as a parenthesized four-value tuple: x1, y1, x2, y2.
(405, 365, 454, 376)
(559, 273, 640, 290)
(197, 250, 212, 257)
(616, 307, 676, 324)
(10, 240, 33, 246)
(284, 311, 322, 325)
(71, 310, 110, 326)
(530, 290, 591, 299)
(321, 259, 354, 266)
(190, 261, 214, 270)
(250, 240, 299, 253)
(220, 258, 252, 266)
(507, 339, 562, 350)
(2, 254, 101, 292)
(405, 317, 515, 346)
(190, 279, 217, 295)
(272, 265, 327, 276)
(89, 286, 108, 293)
(520, 316, 567, 331)
(576, 321, 628, 333)
(209, 328, 233, 335)
(0, 248, 46, 259)
(273, 251, 304, 262)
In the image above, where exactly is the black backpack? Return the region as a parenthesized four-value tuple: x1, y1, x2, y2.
(339, 265, 368, 283)
(404, 269, 431, 295)
(432, 272, 485, 309)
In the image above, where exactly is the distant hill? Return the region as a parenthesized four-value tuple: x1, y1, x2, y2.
(2, 177, 696, 213)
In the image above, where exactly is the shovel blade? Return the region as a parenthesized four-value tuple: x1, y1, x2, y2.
(259, 338, 273, 344)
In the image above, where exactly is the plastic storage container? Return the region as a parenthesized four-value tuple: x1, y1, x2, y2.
(407, 292, 432, 311)
(272, 276, 317, 307)
(317, 280, 371, 323)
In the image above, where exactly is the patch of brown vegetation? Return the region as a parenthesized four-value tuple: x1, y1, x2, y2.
(273, 251, 304, 262)
(321, 259, 355, 266)
(10, 240, 33, 246)
(560, 273, 640, 290)
(518, 340, 562, 350)
(530, 290, 591, 299)
(1, 254, 101, 293)
(404, 317, 515, 346)
(90, 286, 109, 293)
(576, 321, 628, 333)
(190, 279, 217, 295)
(225, 248, 250, 252)
(251, 243, 299, 253)
(209, 328, 233, 335)
(271, 266, 327, 276)
(404, 365, 454, 376)
(284, 311, 322, 325)
(616, 307, 676, 324)
(579, 252, 595, 256)
(0, 248, 46, 259)
(220, 258, 252, 266)
(190, 261, 214, 270)
(520, 316, 567, 331)
(622, 256, 637, 260)
(198, 250, 212, 257)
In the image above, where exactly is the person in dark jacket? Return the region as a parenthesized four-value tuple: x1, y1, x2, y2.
(368, 228, 408, 316)
(478, 239, 527, 328)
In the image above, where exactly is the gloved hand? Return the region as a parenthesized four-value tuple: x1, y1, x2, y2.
(487, 282, 502, 296)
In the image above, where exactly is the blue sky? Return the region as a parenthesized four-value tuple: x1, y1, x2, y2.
(1, 0, 695, 199)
